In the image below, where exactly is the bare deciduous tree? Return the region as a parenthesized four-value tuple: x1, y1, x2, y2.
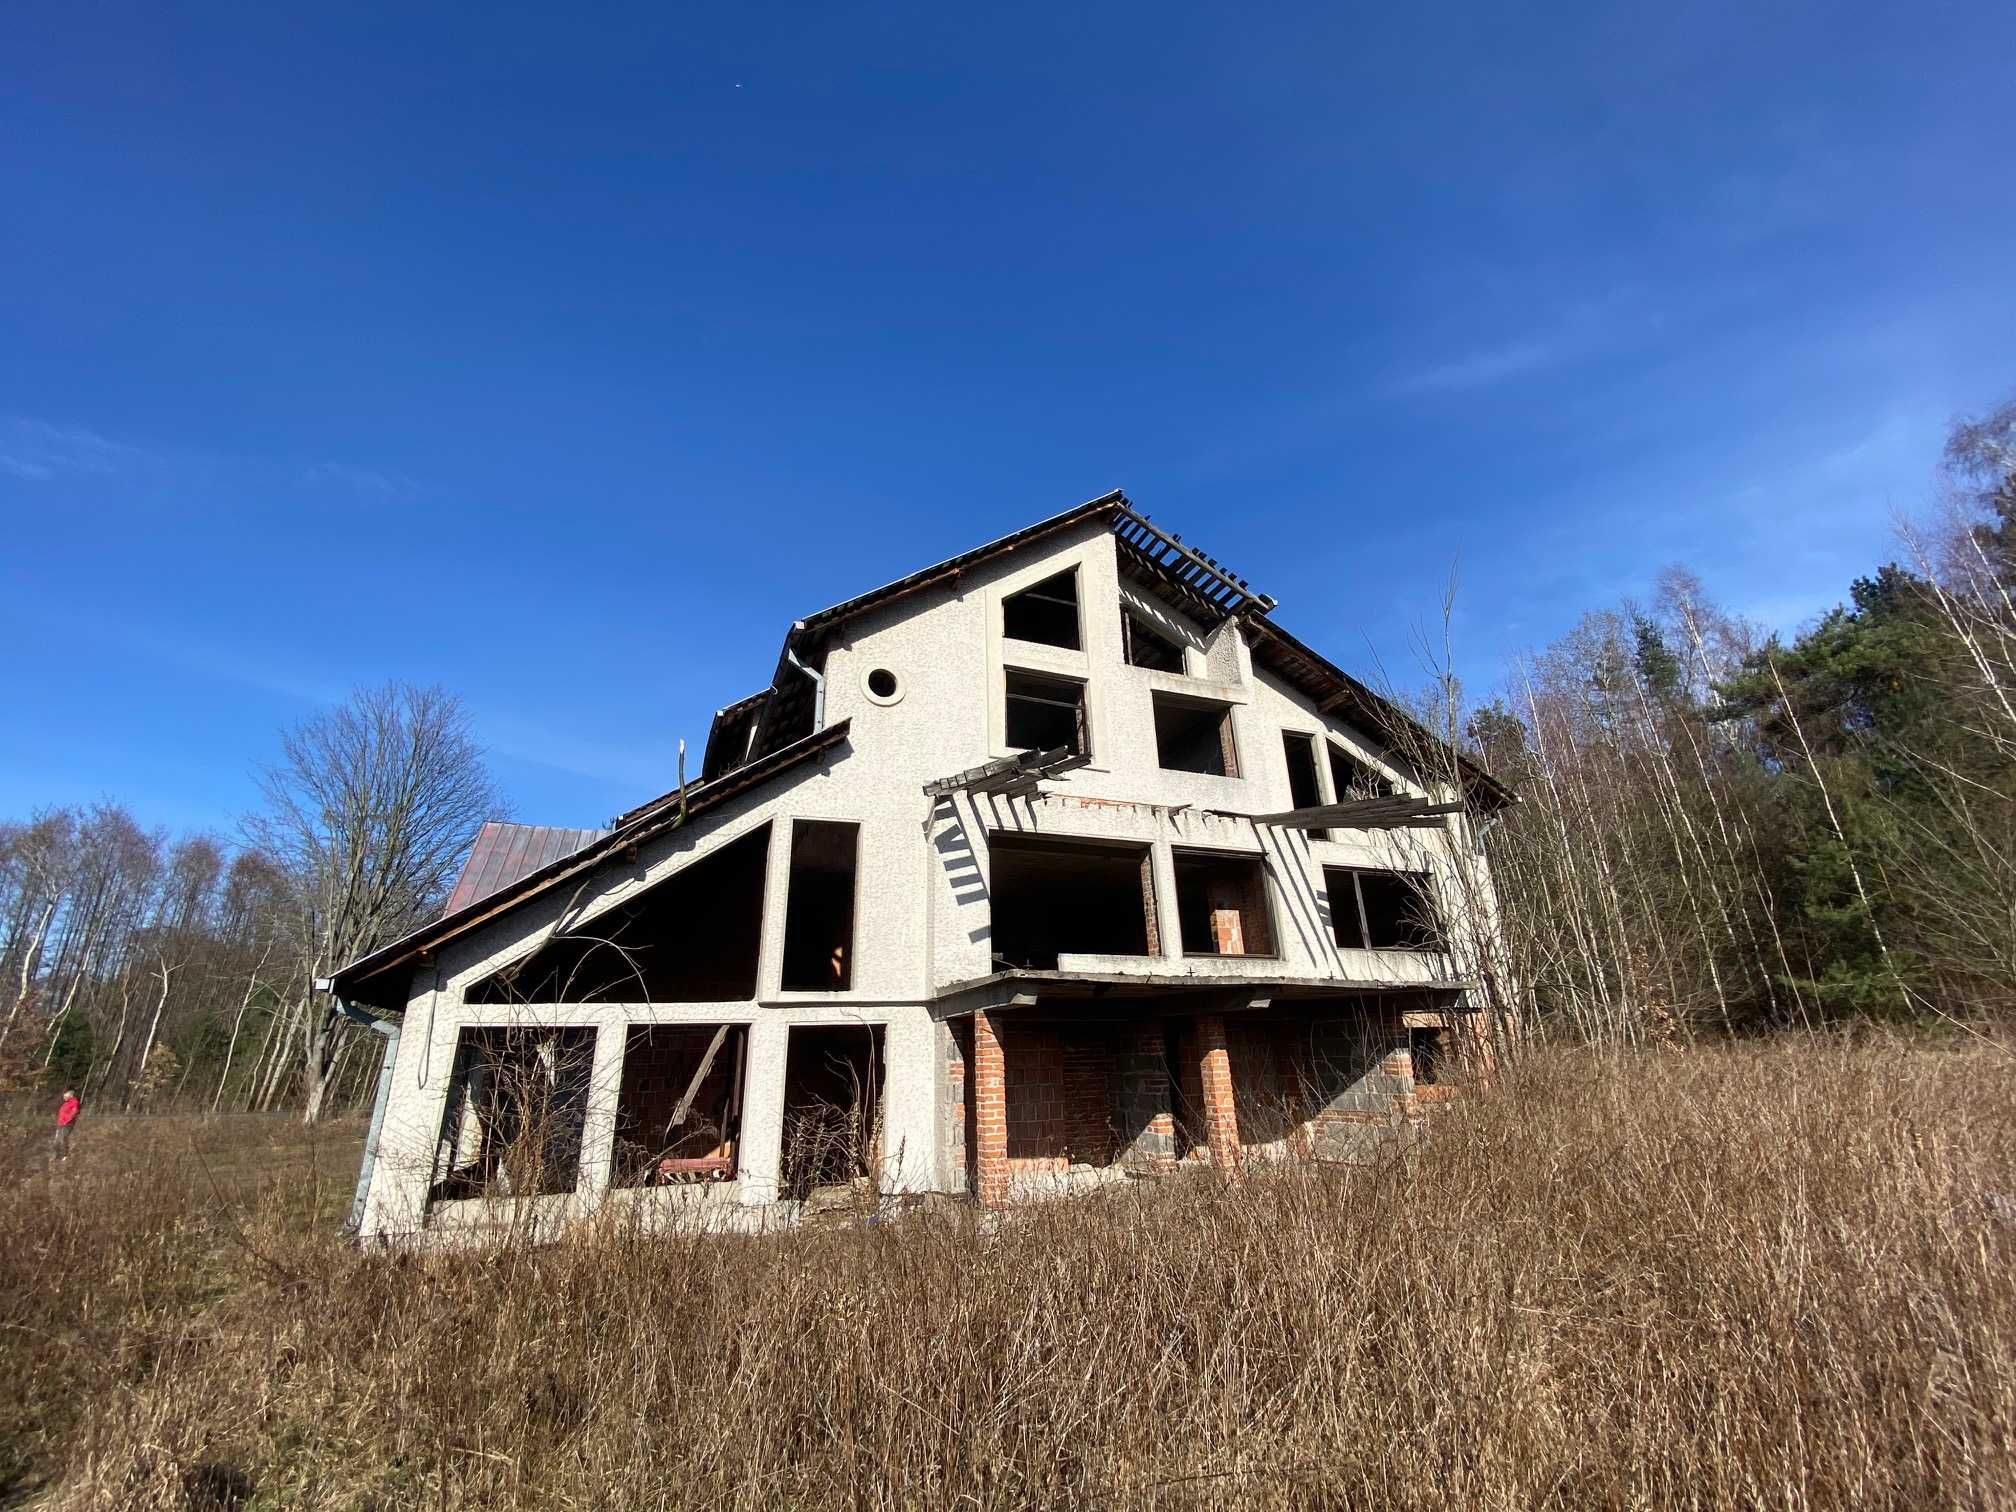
(247, 682, 504, 1122)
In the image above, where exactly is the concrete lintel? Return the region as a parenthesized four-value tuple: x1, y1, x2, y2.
(930, 980, 1041, 1022)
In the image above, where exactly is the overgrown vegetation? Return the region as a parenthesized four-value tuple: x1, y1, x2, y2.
(3, 1040, 2011, 1508)
(1423, 394, 2016, 1042)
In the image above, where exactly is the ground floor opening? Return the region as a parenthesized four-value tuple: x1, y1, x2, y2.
(779, 1023, 886, 1201)
(963, 996, 1468, 1202)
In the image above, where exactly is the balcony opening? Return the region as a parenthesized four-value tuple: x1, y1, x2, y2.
(1327, 741, 1392, 801)
(470, 825, 769, 1004)
(429, 1026, 596, 1202)
(1327, 867, 1443, 950)
(612, 1024, 747, 1186)
(1005, 670, 1088, 756)
(781, 820, 859, 990)
(989, 833, 1157, 970)
(1153, 693, 1238, 777)
(1002, 569, 1081, 650)
(1173, 849, 1275, 957)
(1122, 611, 1185, 672)
(780, 1024, 885, 1201)
(1281, 730, 1328, 839)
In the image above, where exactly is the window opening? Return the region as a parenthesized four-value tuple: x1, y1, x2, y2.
(989, 833, 1157, 969)
(1281, 731, 1328, 839)
(1122, 611, 1185, 672)
(1154, 693, 1238, 777)
(1327, 742, 1393, 801)
(1005, 670, 1088, 756)
(429, 1026, 596, 1202)
(866, 668, 899, 700)
(1327, 867, 1443, 951)
(612, 1024, 747, 1186)
(780, 1024, 885, 1200)
(470, 825, 769, 1004)
(1002, 569, 1081, 650)
(1173, 850, 1276, 956)
(782, 820, 859, 990)
(1409, 1025, 1451, 1086)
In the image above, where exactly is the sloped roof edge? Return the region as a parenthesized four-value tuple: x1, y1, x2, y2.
(1237, 614, 1516, 810)
(329, 720, 852, 1011)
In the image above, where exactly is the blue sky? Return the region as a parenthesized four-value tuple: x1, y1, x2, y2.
(4, 2, 2012, 835)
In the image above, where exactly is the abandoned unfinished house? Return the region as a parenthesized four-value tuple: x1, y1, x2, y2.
(330, 493, 1515, 1242)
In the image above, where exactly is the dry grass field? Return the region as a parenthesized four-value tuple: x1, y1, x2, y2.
(3, 1037, 2013, 1510)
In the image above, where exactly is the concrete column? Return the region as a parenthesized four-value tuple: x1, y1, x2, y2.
(574, 1013, 627, 1200)
(736, 1015, 790, 1206)
(971, 1009, 1009, 1207)
(1150, 842, 1184, 960)
(879, 1010, 938, 1194)
(1195, 1014, 1243, 1176)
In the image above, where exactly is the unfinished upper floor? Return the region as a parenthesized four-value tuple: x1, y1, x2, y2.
(331, 494, 1514, 1023)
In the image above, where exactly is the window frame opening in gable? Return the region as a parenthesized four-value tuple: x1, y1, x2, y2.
(1153, 692, 1239, 777)
(1172, 848, 1277, 958)
(1325, 866, 1444, 952)
(1122, 610, 1185, 673)
(429, 1025, 598, 1204)
(1327, 740, 1394, 803)
(1281, 730, 1329, 840)
(781, 819, 861, 991)
(1005, 669, 1090, 757)
(988, 832, 1159, 970)
(469, 825, 771, 1005)
(612, 1023, 748, 1187)
(780, 1023, 885, 1201)
(1002, 568, 1082, 651)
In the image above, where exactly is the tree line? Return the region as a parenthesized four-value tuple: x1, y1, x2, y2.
(0, 684, 502, 1118)
(1452, 394, 2016, 1045)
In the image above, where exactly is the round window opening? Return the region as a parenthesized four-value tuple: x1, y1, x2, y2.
(865, 667, 901, 704)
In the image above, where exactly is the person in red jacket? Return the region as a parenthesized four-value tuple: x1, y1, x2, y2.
(52, 1088, 80, 1162)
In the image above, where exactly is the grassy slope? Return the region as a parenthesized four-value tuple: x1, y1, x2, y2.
(3, 1041, 2013, 1510)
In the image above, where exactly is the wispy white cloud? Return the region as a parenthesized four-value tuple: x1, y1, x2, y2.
(0, 416, 141, 481)
(1392, 337, 1563, 395)
(1389, 286, 1659, 397)
(0, 413, 422, 501)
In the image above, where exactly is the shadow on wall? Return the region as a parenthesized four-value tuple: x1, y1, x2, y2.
(933, 803, 991, 944)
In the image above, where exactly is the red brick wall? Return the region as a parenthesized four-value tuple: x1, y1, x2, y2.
(1001, 1021, 1118, 1170)
(971, 1011, 1008, 1207)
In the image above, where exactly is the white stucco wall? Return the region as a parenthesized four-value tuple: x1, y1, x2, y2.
(355, 517, 1500, 1242)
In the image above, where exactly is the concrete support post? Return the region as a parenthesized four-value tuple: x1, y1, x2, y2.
(737, 1016, 790, 1207)
(1195, 1013, 1242, 1176)
(971, 1009, 1009, 1207)
(575, 1017, 627, 1199)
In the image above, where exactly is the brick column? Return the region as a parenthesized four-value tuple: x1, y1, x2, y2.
(971, 1010, 1010, 1207)
(1195, 1014, 1242, 1176)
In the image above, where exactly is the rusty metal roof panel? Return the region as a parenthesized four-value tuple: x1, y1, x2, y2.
(443, 823, 609, 916)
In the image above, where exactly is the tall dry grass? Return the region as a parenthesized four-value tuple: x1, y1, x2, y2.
(3, 1038, 2013, 1509)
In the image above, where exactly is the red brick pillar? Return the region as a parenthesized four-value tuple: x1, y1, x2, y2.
(971, 1010, 1010, 1207)
(1195, 1014, 1242, 1176)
